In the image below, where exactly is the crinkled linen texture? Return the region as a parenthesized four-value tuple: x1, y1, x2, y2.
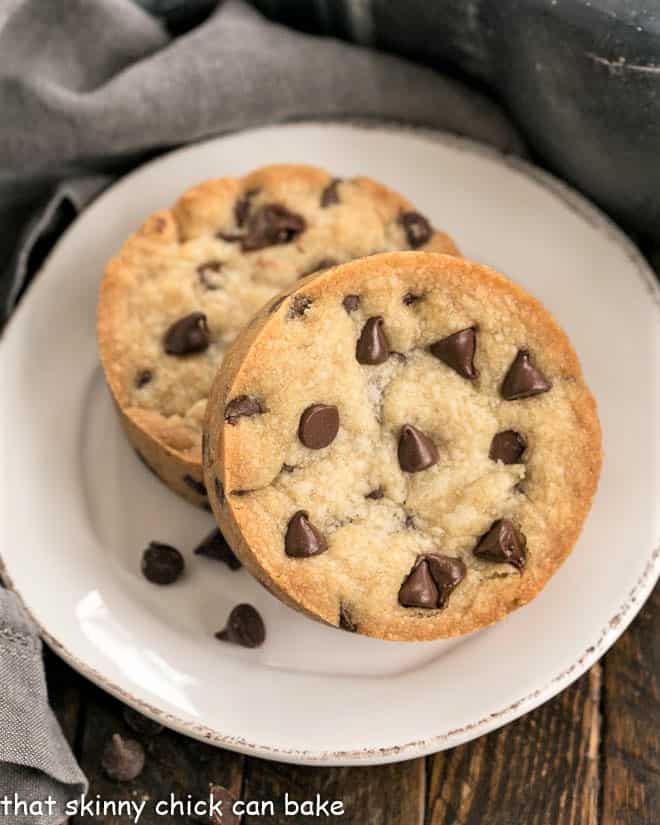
(205, 252, 602, 641)
(97, 164, 459, 504)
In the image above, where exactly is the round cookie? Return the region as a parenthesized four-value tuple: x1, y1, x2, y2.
(204, 252, 602, 641)
(97, 165, 460, 506)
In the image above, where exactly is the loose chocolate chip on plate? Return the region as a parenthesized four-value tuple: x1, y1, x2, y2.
(164, 312, 209, 355)
(241, 204, 306, 252)
(339, 604, 358, 632)
(216, 604, 266, 648)
(101, 734, 145, 782)
(402, 292, 421, 306)
(183, 474, 207, 496)
(285, 511, 328, 558)
(122, 706, 164, 737)
(398, 557, 438, 608)
(224, 395, 262, 424)
(298, 403, 339, 449)
(197, 260, 223, 290)
(399, 211, 433, 248)
(489, 430, 527, 464)
(399, 553, 466, 609)
(474, 519, 526, 570)
(141, 542, 185, 585)
(234, 187, 259, 227)
(430, 327, 479, 379)
(398, 424, 439, 473)
(214, 476, 225, 504)
(134, 369, 152, 389)
(320, 178, 342, 207)
(366, 486, 384, 499)
(356, 316, 390, 364)
(343, 294, 360, 313)
(194, 527, 242, 570)
(501, 349, 552, 400)
(288, 294, 313, 318)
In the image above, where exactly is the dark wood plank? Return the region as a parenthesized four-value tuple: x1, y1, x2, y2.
(44, 647, 85, 750)
(242, 756, 425, 824)
(426, 666, 601, 825)
(73, 682, 244, 824)
(601, 583, 659, 825)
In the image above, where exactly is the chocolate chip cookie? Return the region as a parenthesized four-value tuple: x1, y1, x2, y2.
(97, 165, 459, 505)
(204, 252, 601, 640)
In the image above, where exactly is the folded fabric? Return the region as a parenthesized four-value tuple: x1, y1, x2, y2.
(0, 589, 87, 824)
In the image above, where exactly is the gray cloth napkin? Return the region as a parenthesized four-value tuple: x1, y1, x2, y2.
(0, 590, 87, 822)
(0, 0, 524, 818)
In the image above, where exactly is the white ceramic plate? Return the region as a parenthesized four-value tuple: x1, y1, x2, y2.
(1, 124, 658, 766)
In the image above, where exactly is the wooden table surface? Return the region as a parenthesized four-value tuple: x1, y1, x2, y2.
(45, 584, 658, 825)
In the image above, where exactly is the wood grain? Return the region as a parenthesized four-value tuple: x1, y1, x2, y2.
(601, 584, 659, 825)
(71, 683, 244, 824)
(425, 666, 601, 825)
(241, 757, 425, 824)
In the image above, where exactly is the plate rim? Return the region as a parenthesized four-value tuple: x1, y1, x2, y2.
(1, 121, 658, 766)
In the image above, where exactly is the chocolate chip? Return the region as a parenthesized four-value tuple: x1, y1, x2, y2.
(501, 349, 552, 400)
(430, 327, 479, 379)
(285, 511, 328, 558)
(398, 424, 439, 473)
(197, 260, 223, 290)
(356, 316, 389, 364)
(134, 369, 152, 389)
(224, 395, 262, 424)
(141, 542, 185, 585)
(301, 257, 337, 278)
(489, 430, 527, 464)
(216, 604, 266, 648)
(288, 294, 313, 318)
(343, 294, 360, 313)
(399, 211, 433, 248)
(164, 312, 209, 355)
(207, 785, 239, 825)
(402, 292, 421, 306)
(399, 554, 466, 609)
(281, 463, 295, 473)
(101, 734, 145, 782)
(214, 476, 225, 504)
(298, 404, 339, 449)
(234, 188, 259, 227)
(241, 204, 306, 252)
(339, 604, 358, 632)
(398, 557, 438, 608)
(321, 178, 342, 207)
(194, 528, 242, 570)
(366, 486, 384, 500)
(405, 514, 417, 529)
(183, 474, 207, 496)
(425, 555, 467, 607)
(474, 519, 526, 570)
(122, 706, 164, 737)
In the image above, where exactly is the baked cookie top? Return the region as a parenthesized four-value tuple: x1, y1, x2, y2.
(205, 252, 602, 641)
(97, 164, 459, 464)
